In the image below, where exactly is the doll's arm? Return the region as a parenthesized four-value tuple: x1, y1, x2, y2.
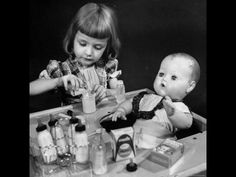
(108, 98, 133, 121)
(168, 110, 193, 129)
(162, 96, 193, 129)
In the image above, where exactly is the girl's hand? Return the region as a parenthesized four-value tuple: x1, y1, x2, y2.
(109, 108, 127, 121)
(61, 74, 83, 91)
(39, 70, 50, 79)
(92, 84, 106, 102)
(162, 96, 175, 116)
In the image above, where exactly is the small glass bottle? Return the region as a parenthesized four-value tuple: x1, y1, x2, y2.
(74, 123, 89, 163)
(91, 128, 108, 175)
(48, 114, 68, 156)
(115, 80, 126, 103)
(36, 119, 57, 164)
(67, 115, 79, 156)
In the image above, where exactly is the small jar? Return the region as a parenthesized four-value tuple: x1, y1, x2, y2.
(109, 77, 119, 89)
(82, 91, 96, 113)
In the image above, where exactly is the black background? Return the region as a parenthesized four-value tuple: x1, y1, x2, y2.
(29, 0, 206, 118)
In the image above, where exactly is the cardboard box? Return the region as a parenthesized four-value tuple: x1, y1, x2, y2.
(148, 138, 184, 168)
(110, 127, 136, 162)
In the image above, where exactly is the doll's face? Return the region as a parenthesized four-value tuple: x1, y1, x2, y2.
(153, 56, 195, 100)
(73, 31, 108, 67)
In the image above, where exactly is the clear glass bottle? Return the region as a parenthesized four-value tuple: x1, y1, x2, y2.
(115, 80, 126, 103)
(74, 123, 89, 163)
(67, 115, 79, 156)
(91, 128, 108, 175)
(48, 114, 68, 156)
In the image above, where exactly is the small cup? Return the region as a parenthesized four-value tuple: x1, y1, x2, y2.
(82, 91, 96, 113)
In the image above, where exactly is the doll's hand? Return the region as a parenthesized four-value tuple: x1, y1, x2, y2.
(162, 96, 175, 116)
(92, 84, 106, 102)
(61, 74, 83, 91)
(109, 108, 127, 121)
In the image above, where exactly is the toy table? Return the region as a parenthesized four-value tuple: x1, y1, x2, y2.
(30, 88, 206, 177)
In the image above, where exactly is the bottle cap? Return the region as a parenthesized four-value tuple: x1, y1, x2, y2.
(75, 123, 86, 132)
(48, 114, 58, 127)
(36, 119, 47, 132)
(69, 115, 79, 124)
(67, 110, 73, 117)
(126, 159, 137, 172)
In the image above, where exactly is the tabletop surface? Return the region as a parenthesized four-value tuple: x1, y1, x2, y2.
(30, 88, 206, 177)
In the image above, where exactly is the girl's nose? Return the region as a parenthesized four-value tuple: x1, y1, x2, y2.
(85, 46, 93, 57)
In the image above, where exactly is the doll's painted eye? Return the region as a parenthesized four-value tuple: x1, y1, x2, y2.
(171, 75, 177, 80)
(159, 72, 164, 77)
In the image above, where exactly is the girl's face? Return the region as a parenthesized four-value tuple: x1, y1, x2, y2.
(153, 57, 193, 100)
(73, 31, 108, 67)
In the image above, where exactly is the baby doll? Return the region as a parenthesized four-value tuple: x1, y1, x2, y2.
(109, 53, 200, 149)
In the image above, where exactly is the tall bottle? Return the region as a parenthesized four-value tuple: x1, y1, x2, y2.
(74, 122, 89, 163)
(67, 115, 79, 156)
(48, 114, 68, 156)
(91, 128, 108, 175)
(36, 119, 57, 164)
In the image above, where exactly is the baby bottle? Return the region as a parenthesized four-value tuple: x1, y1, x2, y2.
(74, 122, 89, 164)
(48, 114, 68, 156)
(91, 128, 108, 175)
(67, 114, 79, 156)
(36, 119, 57, 164)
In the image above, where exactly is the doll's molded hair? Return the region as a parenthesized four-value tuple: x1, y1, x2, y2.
(63, 3, 121, 63)
(168, 53, 201, 84)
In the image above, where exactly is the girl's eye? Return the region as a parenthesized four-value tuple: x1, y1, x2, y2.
(171, 75, 177, 80)
(79, 41, 86, 46)
(159, 72, 164, 77)
(94, 45, 104, 50)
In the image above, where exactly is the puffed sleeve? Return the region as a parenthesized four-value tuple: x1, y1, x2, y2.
(39, 59, 72, 79)
(105, 58, 118, 75)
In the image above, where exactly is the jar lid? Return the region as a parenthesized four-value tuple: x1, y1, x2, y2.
(36, 119, 47, 132)
(75, 124, 86, 132)
(67, 110, 73, 117)
(48, 114, 58, 127)
(69, 117, 79, 124)
(126, 159, 137, 172)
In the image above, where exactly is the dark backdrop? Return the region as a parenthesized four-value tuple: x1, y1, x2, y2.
(29, 0, 207, 118)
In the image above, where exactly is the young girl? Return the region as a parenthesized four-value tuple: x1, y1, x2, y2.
(109, 53, 200, 149)
(30, 3, 121, 105)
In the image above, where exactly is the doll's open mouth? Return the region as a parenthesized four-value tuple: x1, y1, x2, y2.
(161, 83, 165, 87)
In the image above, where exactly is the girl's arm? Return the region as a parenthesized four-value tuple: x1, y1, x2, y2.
(30, 74, 82, 96)
(30, 78, 62, 96)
